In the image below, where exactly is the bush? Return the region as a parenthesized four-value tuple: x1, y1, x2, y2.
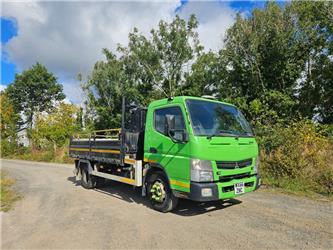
(11, 146, 74, 164)
(258, 120, 333, 196)
(1, 140, 18, 157)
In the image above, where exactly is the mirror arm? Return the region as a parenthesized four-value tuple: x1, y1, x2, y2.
(167, 129, 188, 144)
(167, 128, 178, 143)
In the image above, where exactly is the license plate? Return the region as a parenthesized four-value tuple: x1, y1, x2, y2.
(234, 182, 245, 195)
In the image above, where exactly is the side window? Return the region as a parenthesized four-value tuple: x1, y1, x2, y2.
(154, 106, 185, 136)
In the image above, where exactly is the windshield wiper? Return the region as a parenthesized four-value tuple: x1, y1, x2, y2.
(206, 130, 234, 139)
(206, 131, 220, 140)
(207, 130, 252, 139)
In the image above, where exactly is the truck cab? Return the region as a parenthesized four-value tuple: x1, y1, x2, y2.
(143, 96, 260, 210)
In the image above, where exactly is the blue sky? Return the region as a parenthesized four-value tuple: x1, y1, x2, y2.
(1, 18, 17, 85)
(1, 1, 285, 102)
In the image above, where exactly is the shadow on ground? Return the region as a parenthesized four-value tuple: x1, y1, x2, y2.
(67, 176, 242, 216)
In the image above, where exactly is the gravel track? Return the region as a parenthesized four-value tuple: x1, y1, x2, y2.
(1, 159, 332, 249)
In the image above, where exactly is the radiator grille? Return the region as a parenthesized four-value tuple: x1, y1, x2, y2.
(219, 172, 253, 182)
(216, 159, 252, 170)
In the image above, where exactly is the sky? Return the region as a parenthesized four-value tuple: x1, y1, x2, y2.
(1, 0, 272, 104)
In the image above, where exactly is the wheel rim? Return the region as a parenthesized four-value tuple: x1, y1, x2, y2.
(150, 180, 166, 203)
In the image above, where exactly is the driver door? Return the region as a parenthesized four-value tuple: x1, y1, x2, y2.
(148, 105, 190, 182)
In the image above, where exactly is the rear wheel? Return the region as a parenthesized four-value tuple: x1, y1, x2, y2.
(147, 172, 178, 212)
(81, 167, 96, 189)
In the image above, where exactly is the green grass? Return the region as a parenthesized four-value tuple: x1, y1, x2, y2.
(0, 171, 21, 212)
(5, 147, 74, 164)
(261, 176, 332, 201)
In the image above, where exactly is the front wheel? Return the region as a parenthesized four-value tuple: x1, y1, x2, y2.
(147, 172, 178, 212)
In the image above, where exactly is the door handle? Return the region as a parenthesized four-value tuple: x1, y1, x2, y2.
(149, 147, 157, 153)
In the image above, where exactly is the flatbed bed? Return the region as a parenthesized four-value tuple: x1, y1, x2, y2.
(69, 135, 122, 164)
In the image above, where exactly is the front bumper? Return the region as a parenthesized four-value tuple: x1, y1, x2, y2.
(188, 174, 261, 202)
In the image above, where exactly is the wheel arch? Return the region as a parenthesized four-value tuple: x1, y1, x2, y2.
(145, 163, 170, 181)
(77, 159, 94, 174)
(142, 162, 171, 196)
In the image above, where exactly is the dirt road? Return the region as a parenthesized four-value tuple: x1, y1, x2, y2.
(1, 159, 332, 249)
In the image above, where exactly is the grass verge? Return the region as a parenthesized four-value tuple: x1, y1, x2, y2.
(260, 178, 332, 201)
(0, 171, 21, 212)
(5, 147, 74, 164)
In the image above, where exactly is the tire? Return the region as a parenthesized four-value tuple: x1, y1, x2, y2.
(81, 167, 96, 189)
(147, 172, 178, 212)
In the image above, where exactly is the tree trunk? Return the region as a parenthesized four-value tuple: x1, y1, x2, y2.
(28, 113, 34, 149)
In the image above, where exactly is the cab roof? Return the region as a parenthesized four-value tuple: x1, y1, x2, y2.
(148, 96, 236, 108)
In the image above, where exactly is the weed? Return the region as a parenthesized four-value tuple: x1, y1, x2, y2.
(0, 171, 21, 212)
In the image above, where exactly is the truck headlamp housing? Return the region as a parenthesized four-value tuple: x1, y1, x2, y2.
(191, 159, 213, 182)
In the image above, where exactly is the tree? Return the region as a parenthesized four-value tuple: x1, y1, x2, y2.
(83, 51, 126, 129)
(217, 1, 333, 124)
(288, 1, 333, 122)
(6, 63, 65, 131)
(148, 14, 203, 97)
(116, 15, 203, 101)
(76, 107, 84, 130)
(0, 93, 20, 156)
(183, 52, 220, 97)
(83, 3, 332, 130)
(31, 103, 79, 151)
(84, 15, 203, 129)
(220, 2, 301, 99)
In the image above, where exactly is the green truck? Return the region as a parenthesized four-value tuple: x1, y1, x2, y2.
(69, 96, 260, 212)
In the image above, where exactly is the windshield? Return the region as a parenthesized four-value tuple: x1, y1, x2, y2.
(185, 99, 253, 137)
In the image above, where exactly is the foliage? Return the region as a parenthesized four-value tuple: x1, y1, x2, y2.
(2, 102, 78, 163)
(183, 52, 220, 96)
(247, 90, 297, 127)
(220, 3, 300, 101)
(0, 171, 21, 212)
(288, 1, 333, 123)
(83, 3, 332, 128)
(13, 147, 74, 164)
(260, 120, 333, 196)
(83, 15, 203, 129)
(82, 51, 125, 129)
(5, 62, 65, 131)
(120, 14, 203, 98)
(0, 93, 20, 156)
(31, 103, 79, 150)
(215, 1, 333, 124)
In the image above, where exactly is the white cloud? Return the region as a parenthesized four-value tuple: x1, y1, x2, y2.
(178, 1, 235, 51)
(62, 80, 85, 105)
(0, 84, 7, 92)
(2, 1, 236, 104)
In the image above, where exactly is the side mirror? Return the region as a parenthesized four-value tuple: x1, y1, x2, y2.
(165, 115, 188, 144)
(182, 131, 189, 142)
(166, 114, 175, 131)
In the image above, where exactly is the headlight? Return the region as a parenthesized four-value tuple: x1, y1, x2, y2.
(253, 157, 259, 174)
(191, 159, 213, 182)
